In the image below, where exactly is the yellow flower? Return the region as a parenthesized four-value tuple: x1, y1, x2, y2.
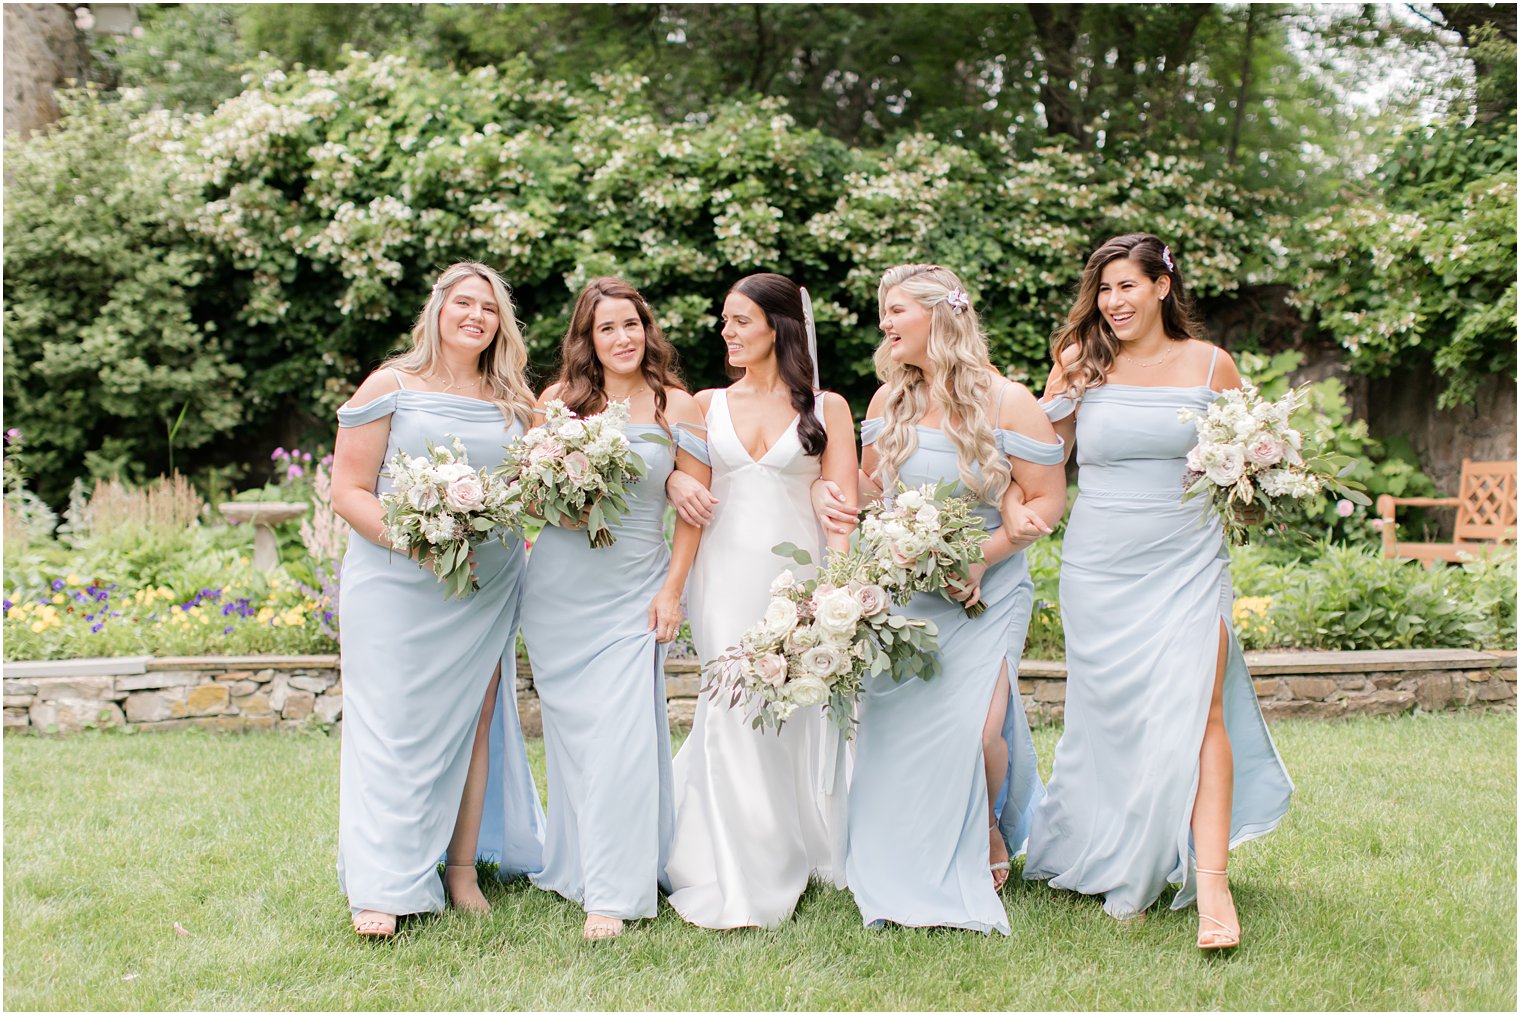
(29, 621, 45, 634)
(50, 593, 65, 605)
(65, 573, 80, 586)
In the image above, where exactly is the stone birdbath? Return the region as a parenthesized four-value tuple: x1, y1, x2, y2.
(219, 501, 308, 571)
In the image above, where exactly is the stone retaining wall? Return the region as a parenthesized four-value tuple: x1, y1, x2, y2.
(4, 649, 1513, 735)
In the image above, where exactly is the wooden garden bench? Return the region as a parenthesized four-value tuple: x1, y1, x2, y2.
(1376, 458, 1517, 564)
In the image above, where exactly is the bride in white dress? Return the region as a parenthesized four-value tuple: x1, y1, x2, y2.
(662, 272, 858, 929)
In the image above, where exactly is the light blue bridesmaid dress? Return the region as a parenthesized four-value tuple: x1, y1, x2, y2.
(1022, 360, 1294, 919)
(335, 383, 546, 917)
(845, 398, 1065, 934)
(520, 420, 709, 921)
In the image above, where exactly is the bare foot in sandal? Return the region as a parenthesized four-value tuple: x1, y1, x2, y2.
(353, 910, 396, 938)
(583, 914, 625, 941)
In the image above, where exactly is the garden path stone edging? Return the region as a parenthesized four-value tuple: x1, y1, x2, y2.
(3, 649, 1512, 735)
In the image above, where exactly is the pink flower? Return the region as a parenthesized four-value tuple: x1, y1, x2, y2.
(528, 439, 564, 466)
(753, 653, 788, 688)
(1371, 518, 1385, 531)
(1245, 435, 1284, 467)
(1336, 499, 1355, 517)
(444, 473, 486, 513)
(286, 464, 305, 480)
(564, 450, 591, 487)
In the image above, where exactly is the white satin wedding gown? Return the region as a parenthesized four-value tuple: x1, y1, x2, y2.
(661, 389, 848, 929)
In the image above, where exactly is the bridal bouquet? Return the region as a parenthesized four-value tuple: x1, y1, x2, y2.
(498, 399, 646, 548)
(379, 436, 516, 599)
(1178, 381, 1369, 544)
(701, 544, 940, 735)
(854, 483, 993, 617)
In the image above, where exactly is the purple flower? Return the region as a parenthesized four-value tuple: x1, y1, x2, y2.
(2, 599, 11, 613)
(90, 623, 104, 633)
(51, 579, 65, 592)
(224, 626, 234, 635)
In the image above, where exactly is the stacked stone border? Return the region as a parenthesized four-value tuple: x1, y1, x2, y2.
(4, 648, 1512, 735)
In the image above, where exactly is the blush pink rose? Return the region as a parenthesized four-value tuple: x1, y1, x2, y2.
(564, 450, 591, 487)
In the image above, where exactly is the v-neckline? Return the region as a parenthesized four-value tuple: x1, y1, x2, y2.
(720, 391, 801, 466)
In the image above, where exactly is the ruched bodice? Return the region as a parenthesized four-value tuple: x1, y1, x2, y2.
(848, 410, 1062, 934)
(1024, 380, 1293, 919)
(335, 386, 544, 917)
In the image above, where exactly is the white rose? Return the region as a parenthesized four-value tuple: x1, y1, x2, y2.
(762, 597, 798, 639)
(444, 473, 486, 513)
(896, 489, 925, 511)
(558, 419, 587, 441)
(752, 652, 788, 688)
(1204, 445, 1246, 486)
(407, 482, 441, 511)
(788, 673, 831, 706)
(800, 644, 847, 682)
(813, 587, 863, 641)
(786, 623, 820, 652)
(914, 503, 941, 529)
(769, 570, 797, 596)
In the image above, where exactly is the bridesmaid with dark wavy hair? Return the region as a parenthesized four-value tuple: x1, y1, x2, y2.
(519, 277, 710, 941)
(1023, 233, 1293, 951)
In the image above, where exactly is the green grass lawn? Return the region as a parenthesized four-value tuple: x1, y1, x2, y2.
(4, 713, 1515, 1011)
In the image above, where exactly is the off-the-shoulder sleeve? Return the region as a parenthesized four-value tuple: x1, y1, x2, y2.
(996, 428, 1066, 465)
(860, 417, 885, 446)
(672, 422, 711, 466)
(336, 391, 399, 428)
(1041, 392, 1077, 423)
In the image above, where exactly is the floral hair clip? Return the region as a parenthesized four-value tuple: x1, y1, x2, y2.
(946, 287, 971, 315)
(1161, 245, 1176, 273)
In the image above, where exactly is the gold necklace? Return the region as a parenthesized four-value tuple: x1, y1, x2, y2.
(432, 371, 485, 393)
(1120, 343, 1177, 369)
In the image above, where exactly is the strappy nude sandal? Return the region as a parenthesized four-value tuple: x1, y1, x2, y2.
(1194, 867, 1240, 951)
(352, 910, 396, 939)
(989, 822, 1011, 893)
(582, 914, 625, 942)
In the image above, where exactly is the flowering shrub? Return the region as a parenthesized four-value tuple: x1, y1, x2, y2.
(1290, 119, 1517, 408)
(6, 56, 1297, 501)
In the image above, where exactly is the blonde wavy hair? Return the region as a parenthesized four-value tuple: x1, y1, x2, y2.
(383, 261, 536, 428)
(871, 264, 1011, 505)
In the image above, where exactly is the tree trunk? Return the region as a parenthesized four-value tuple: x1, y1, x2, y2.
(1028, 4, 1087, 145)
(1228, 5, 1258, 166)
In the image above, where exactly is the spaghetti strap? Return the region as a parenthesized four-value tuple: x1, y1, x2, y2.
(1204, 347, 1220, 388)
(993, 379, 1010, 422)
(388, 367, 410, 391)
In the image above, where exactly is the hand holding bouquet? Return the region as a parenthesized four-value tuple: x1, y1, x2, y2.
(498, 399, 647, 548)
(855, 483, 993, 617)
(1179, 381, 1369, 544)
(701, 544, 940, 735)
(379, 436, 516, 599)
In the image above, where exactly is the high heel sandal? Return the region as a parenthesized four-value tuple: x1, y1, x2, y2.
(1194, 866, 1240, 951)
(989, 822, 1011, 893)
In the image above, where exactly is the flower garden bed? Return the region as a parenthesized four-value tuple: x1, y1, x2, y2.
(5, 648, 1512, 736)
